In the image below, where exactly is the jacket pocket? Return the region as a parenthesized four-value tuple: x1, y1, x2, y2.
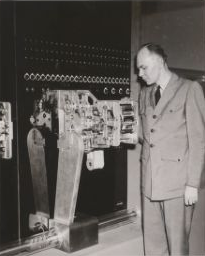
(161, 150, 185, 162)
(164, 103, 184, 115)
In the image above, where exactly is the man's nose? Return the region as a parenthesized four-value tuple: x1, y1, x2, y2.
(138, 69, 143, 77)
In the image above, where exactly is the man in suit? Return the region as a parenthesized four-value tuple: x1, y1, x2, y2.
(137, 43, 205, 255)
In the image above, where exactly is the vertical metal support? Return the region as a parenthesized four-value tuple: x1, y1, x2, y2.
(54, 132, 84, 225)
(27, 128, 50, 217)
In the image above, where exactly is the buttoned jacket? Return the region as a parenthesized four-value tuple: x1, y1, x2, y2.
(139, 73, 205, 200)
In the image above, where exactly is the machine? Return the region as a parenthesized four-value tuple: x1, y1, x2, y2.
(0, 89, 138, 255)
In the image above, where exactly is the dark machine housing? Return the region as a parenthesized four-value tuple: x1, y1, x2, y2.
(0, 1, 132, 245)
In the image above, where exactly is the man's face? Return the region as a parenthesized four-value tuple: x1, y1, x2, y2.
(137, 48, 161, 85)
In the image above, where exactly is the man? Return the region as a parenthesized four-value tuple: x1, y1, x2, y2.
(137, 43, 205, 255)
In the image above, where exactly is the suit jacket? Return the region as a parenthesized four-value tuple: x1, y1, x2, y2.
(139, 72, 205, 200)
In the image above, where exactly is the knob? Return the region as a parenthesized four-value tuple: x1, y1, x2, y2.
(91, 76, 96, 83)
(70, 75, 75, 82)
(111, 77, 115, 84)
(30, 73, 35, 81)
(123, 78, 127, 84)
(35, 73, 40, 81)
(24, 73, 30, 81)
(65, 75, 70, 82)
(55, 74, 61, 82)
(51, 74, 56, 81)
(74, 76, 79, 83)
(119, 78, 123, 84)
(79, 76, 83, 83)
(60, 75, 65, 82)
(45, 74, 51, 81)
(107, 77, 112, 84)
(87, 76, 92, 83)
(40, 74, 46, 81)
(104, 87, 108, 95)
(103, 77, 108, 84)
(95, 77, 100, 84)
(111, 88, 116, 94)
(119, 88, 123, 94)
(83, 76, 88, 83)
(125, 88, 130, 95)
(100, 77, 104, 84)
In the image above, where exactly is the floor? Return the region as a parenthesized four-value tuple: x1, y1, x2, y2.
(33, 188, 205, 256)
(2, 198, 204, 256)
(33, 220, 144, 256)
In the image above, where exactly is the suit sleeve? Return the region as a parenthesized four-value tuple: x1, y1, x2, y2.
(186, 82, 205, 188)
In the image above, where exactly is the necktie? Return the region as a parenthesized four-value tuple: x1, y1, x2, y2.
(155, 85, 161, 105)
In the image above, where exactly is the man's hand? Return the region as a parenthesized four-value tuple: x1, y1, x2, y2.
(184, 186, 198, 206)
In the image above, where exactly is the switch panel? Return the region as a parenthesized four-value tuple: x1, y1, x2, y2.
(0, 102, 13, 159)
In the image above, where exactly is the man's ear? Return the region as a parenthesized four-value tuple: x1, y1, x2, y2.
(155, 55, 165, 68)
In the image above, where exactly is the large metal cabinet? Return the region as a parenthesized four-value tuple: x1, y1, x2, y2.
(0, 1, 132, 245)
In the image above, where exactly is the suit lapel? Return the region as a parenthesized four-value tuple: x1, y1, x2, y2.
(152, 73, 182, 122)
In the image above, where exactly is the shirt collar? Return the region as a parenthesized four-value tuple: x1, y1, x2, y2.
(157, 72, 173, 91)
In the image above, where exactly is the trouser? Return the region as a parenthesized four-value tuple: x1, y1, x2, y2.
(142, 195, 194, 256)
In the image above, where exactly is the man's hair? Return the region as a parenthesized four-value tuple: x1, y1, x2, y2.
(139, 43, 168, 63)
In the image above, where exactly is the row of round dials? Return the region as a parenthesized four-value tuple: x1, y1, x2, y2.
(23, 73, 130, 85)
(25, 86, 130, 96)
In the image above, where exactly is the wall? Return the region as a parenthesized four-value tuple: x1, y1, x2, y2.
(140, 1, 205, 71)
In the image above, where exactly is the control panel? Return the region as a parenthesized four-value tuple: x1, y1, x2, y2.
(16, 1, 131, 100)
(22, 38, 131, 99)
